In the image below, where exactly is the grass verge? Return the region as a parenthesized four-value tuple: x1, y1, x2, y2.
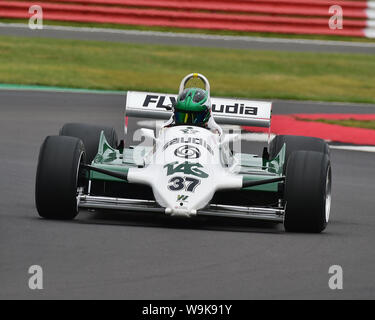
(0, 35, 374, 103)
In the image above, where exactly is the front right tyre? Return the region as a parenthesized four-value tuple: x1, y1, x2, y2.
(59, 123, 118, 163)
(284, 150, 332, 233)
(35, 136, 85, 220)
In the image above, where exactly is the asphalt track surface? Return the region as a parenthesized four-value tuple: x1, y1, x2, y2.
(1, 23, 375, 54)
(1, 90, 375, 299)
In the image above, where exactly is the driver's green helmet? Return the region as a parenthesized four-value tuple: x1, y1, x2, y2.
(174, 88, 211, 127)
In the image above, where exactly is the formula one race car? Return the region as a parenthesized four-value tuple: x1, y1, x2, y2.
(35, 73, 332, 233)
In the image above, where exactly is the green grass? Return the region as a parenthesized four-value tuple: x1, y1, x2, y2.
(301, 119, 375, 130)
(2, 18, 375, 43)
(0, 35, 374, 103)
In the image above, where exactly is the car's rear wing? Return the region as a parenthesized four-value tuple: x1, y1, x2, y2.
(125, 91, 272, 128)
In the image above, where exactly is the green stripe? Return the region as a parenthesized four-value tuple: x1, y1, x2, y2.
(0, 83, 124, 95)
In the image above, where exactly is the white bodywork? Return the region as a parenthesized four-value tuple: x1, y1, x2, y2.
(127, 125, 242, 216)
(78, 74, 284, 222)
(124, 73, 272, 217)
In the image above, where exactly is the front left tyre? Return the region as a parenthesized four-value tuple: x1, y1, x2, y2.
(35, 136, 85, 220)
(284, 150, 332, 233)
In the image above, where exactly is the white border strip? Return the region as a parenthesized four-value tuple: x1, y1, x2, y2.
(364, 27, 375, 38)
(365, 1, 375, 38)
(366, 9, 375, 20)
(330, 145, 375, 153)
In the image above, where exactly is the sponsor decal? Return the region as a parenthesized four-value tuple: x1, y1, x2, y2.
(180, 127, 199, 135)
(174, 145, 201, 159)
(142, 94, 258, 116)
(163, 137, 214, 155)
(168, 176, 201, 192)
(177, 195, 189, 202)
(142, 95, 176, 109)
(212, 103, 258, 116)
(164, 161, 209, 178)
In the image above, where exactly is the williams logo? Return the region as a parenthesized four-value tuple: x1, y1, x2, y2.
(177, 195, 189, 202)
(180, 127, 199, 135)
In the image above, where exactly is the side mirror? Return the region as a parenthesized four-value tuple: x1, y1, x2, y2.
(220, 134, 240, 147)
(163, 102, 175, 111)
(139, 128, 156, 142)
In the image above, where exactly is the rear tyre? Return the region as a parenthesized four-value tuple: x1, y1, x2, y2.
(284, 151, 332, 233)
(60, 123, 118, 163)
(269, 135, 329, 172)
(35, 136, 85, 220)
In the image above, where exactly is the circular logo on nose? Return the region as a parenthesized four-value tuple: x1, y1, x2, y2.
(174, 145, 201, 159)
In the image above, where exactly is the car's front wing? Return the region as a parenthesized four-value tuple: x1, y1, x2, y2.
(77, 194, 285, 223)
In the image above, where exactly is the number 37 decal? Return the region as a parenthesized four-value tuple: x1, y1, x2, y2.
(168, 176, 201, 192)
